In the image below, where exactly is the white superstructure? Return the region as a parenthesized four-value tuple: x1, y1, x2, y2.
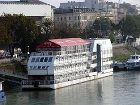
(22, 38, 113, 89)
(126, 54, 140, 70)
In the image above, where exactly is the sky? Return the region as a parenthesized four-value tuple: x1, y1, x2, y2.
(45, 0, 140, 7)
(0, 0, 140, 7)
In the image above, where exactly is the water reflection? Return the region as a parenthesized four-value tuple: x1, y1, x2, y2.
(5, 76, 114, 105)
(0, 102, 5, 105)
(5, 71, 140, 105)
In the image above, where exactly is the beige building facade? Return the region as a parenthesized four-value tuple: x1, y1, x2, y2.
(54, 8, 117, 30)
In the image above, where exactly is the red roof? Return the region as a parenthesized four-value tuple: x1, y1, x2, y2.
(37, 38, 89, 48)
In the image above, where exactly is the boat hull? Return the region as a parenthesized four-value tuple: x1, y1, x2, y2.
(127, 66, 140, 71)
(22, 69, 113, 90)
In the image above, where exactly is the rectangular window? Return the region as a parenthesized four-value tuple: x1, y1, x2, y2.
(48, 57, 53, 62)
(38, 66, 41, 69)
(84, 16, 87, 20)
(75, 16, 77, 20)
(40, 57, 44, 62)
(31, 58, 35, 62)
(46, 66, 49, 70)
(78, 16, 81, 20)
(48, 52, 52, 55)
(30, 66, 33, 69)
(33, 66, 37, 69)
(35, 57, 40, 62)
(42, 66, 46, 69)
(44, 57, 48, 62)
(61, 17, 63, 21)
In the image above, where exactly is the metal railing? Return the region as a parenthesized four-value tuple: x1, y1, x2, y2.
(22, 80, 54, 85)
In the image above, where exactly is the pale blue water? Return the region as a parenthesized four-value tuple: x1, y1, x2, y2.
(5, 71, 140, 105)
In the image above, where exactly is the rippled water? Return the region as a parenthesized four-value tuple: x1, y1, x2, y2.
(4, 71, 140, 105)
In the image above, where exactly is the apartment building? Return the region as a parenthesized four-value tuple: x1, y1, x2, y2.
(54, 8, 116, 30)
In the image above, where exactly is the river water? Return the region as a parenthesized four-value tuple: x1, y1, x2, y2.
(4, 71, 140, 105)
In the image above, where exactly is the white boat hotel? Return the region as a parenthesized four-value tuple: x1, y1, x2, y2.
(22, 38, 113, 89)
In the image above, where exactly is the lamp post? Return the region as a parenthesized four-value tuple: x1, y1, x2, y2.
(27, 46, 30, 55)
(96, 17, 102, 38)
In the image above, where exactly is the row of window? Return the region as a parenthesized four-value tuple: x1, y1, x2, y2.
(55, 62, 88, 71)
(102, 49, 112, 55)
(55, 70, 89, 79)
(55, 16, 95, 21)
(54, 74, 89, 83)
(29, 66, 49, 70)
(30, 56, 89, 63)
(55, 55, 88, 62)
(102, 57, 112, 62)
(31, 57, 53, 63)
(33, 49, 89, 56)
(102, 64, 113, 70)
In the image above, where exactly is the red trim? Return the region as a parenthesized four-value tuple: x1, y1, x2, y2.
(37, 38, 89, 48)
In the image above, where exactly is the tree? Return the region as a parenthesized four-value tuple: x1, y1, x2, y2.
(118, 15, 140, 38)
(54, 23, 83, 39)
(0, 21, 11, 45)
(89, 17, 113, 38)
(40, 18, 54, 39)
(2, 14, 39, 54)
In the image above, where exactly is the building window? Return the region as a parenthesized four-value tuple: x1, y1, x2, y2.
(48, 52, 52, 55)
(38, 66, 41, 69)
(42, 66, 46, 69)
(48, 57, 53, 62)
(30, 66, 33, 70)
(35, 57, 40, 62)
(84, 16, 87, 20)
(69, 17, 71, 20)
(78, 16, 81, 20)
(40, 57, 44, 62)
(44, 57, 48, 62)
(93, 59, 97, 63)
(68, 23, 71, 27)
(31, 58, 35, 62)
(46, 66, 49, 70)
(75, 16, 77, 20)
(61, 17, 63, 21)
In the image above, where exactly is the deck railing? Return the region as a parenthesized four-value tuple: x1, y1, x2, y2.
(22, 80, 54, 85)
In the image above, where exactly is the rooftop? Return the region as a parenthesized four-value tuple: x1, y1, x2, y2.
(37, 38, 89, 48)
(0, 0, 49, 5)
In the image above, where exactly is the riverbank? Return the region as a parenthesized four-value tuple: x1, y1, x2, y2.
(0, 59, 27, 79)
(113, 45, 140, 61)
(0, 44, 139, 73)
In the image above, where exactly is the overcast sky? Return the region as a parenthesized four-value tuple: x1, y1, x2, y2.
(0, 0, 140, 7)
(45, 0, 140, 7)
